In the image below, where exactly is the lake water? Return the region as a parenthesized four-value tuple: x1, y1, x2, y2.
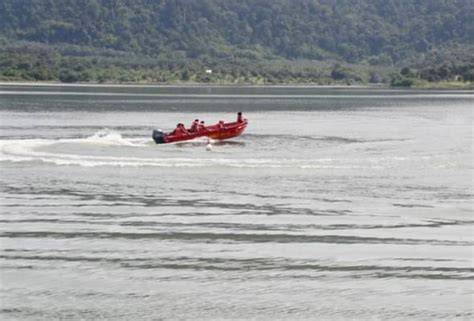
(0, 84, 473, 320)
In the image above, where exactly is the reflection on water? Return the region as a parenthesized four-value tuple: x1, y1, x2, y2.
(0, 85, 473, 320)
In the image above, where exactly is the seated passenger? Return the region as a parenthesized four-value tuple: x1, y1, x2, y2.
(198, 121, 206, 132)
(172, 123, 187, 135)
(178, 123, 188, 134)
(190, 119, 199, 132)
(218, 120, 225, 129)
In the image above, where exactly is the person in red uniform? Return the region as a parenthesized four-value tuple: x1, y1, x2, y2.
(237, 112, 243, 122)
(179, 123, 188, 134)
(190, 119, 199, 132)
(172, 123, 187, 135)
(198, 121, 206, 132)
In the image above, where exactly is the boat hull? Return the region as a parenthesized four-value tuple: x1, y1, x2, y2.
(153, 120, 247, 144)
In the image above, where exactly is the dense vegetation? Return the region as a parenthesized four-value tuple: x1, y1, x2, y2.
(0, 0, 473, 85)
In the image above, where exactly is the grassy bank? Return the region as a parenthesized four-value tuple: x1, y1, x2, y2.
(1, 78, 472, 89)
(411, 80, 473, 89)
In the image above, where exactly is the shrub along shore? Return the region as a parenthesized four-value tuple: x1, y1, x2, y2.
(0, 49, 471, 88)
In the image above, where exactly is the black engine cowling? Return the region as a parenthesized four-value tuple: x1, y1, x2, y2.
(152, 130, 166, 144)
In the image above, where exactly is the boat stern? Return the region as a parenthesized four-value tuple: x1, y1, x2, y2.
(152, 130, 166, 144)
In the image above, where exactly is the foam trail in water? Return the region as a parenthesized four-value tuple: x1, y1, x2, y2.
(0, 146, 382, 168)
(78, 129, 146, 147)
(0, 130, 392, 169)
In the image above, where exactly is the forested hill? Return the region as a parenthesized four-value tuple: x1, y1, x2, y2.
(1, 0, 473, 84)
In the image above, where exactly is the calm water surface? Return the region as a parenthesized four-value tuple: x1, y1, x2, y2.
(0, 84, 473, 320)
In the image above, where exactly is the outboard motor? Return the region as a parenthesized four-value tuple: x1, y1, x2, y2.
(152, 130, 166, 144)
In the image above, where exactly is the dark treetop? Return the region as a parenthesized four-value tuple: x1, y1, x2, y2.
(1, 0, 473, 84)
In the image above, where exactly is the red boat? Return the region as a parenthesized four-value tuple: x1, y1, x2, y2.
(152, 112, 248, 144)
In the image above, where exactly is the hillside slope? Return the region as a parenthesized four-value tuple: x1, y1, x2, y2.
(1, 0, 473, 84)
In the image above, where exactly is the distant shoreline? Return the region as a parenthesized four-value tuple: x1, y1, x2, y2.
(0, 81, 379, 89)
(0, 81, 472, 90)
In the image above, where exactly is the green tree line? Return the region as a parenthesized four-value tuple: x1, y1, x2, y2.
(0, 0, 472, 84)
